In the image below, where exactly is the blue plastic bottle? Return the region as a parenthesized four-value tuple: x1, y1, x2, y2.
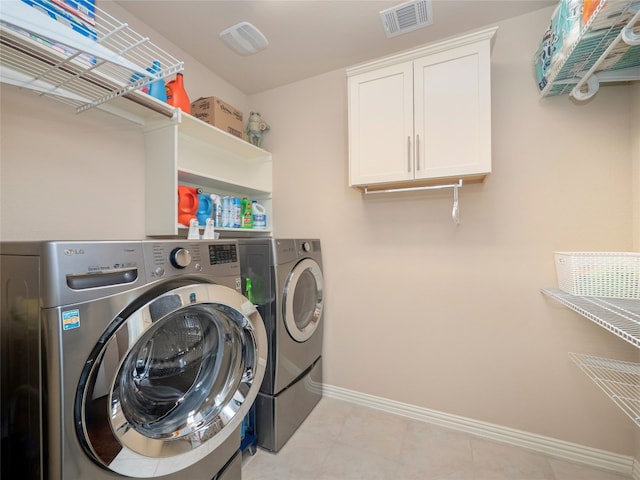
(147, 61, 167, 102)
(232, 197, 242, 228)
(196, 194, 213, 225)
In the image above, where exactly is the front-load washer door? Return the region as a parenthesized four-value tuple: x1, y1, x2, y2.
(74, 282, 267, 478)
(283, 258, 324, 342)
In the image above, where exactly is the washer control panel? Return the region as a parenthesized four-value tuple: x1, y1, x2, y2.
(143, 240, 240, 280)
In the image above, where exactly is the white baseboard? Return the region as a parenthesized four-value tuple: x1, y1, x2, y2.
(323, 384, 634, 477)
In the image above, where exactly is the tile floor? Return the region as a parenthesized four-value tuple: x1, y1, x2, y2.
(242, 397, 632, 480)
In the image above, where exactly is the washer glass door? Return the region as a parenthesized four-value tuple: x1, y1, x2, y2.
(283, 258, 324, 342)
(75, 282, 266, 478)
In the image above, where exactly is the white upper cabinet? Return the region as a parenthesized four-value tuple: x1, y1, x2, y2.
(348, 27, 496, 189)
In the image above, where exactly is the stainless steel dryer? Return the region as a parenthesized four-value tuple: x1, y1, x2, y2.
(0, 240, 267, 480)
(237, 238, 324, 452)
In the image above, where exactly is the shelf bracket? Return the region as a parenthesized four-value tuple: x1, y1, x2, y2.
(571, 7, 640, 101)
(622, 22, 640, 46)
(363, 179, 463, 225)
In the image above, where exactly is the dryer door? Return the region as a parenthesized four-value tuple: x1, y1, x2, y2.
(283, 258, 324, 342)
(75, 282, 267, 478)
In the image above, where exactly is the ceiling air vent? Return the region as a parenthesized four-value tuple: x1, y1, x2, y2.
(380, 0, 433, 38)
(220, 22, 269, 56)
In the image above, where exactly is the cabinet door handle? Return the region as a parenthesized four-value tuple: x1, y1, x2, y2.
(407, 136, 411, 172)
(415, 134, 420, 171)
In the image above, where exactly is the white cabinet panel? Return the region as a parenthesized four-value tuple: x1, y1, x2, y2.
(348, 63, 414, 185)
(415, 43, 491, 180)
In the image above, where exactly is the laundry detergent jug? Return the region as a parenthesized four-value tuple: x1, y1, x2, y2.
(196, 193, 213, 225)
(252, 201, 267, 229)
(177, 185, 199, 226)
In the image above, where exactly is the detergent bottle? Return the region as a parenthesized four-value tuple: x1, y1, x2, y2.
(177, 185, 199, 226)
(252, 201, 267, 229)
(241, 197, 253, 229)
(166, 73, 191, 113)
(196, 193, 212, 225)
(146, 61, 167, 102)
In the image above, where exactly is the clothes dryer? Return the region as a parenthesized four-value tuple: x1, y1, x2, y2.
(1, 240, 267, 480)
(237, 238, 324, 452)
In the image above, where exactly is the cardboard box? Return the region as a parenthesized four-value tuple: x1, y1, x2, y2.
(191, 97, 243, 138)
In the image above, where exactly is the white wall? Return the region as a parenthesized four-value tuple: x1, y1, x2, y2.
(632, 82, 640, 463)
(633, 82, 640, 251)
(1, 4, 637, 459)
(249, 7, 637, 456)
(0, 86, 148, 240)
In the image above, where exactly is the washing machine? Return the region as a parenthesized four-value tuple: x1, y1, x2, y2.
(0, 239, 267, 480)
(237, 238, 324, 452)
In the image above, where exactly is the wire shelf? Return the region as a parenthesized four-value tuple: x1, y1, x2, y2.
(539, 0, 640, 100)
(569, 352, 640, 427)
(541, 288, 640, 348)
(0, 0, 183, 112)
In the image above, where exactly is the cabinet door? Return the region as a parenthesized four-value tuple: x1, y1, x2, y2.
(348, 62, 414, 186)
(413, 42, 492, 180)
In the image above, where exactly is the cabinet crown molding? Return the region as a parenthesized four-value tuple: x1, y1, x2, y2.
(346, 26, 498, 77)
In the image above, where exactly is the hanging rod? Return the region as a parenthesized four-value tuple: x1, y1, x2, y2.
(363, 179, 463, 225)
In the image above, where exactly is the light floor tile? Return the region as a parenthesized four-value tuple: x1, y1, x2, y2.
(471, 438, 556, 480)
(400, 421, 475, 470)
(298, 396, 355, 441)
(315, 441, 402, 480)
(335, 405, 410, 462)
(549, 458, 633, 480)
(242, 397, 633, 480)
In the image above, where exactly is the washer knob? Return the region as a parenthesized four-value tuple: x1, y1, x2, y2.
(170, 248, 191, 269)
(302, 241, 311, 252)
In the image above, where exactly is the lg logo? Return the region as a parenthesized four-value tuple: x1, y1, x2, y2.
(64, 248, 85, 255)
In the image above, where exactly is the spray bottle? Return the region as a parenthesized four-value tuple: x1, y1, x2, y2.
(241, 197, 253, 229)
(210, 194, 222, 228)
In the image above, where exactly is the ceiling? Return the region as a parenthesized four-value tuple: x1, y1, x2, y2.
(114, 0, 556, 95)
